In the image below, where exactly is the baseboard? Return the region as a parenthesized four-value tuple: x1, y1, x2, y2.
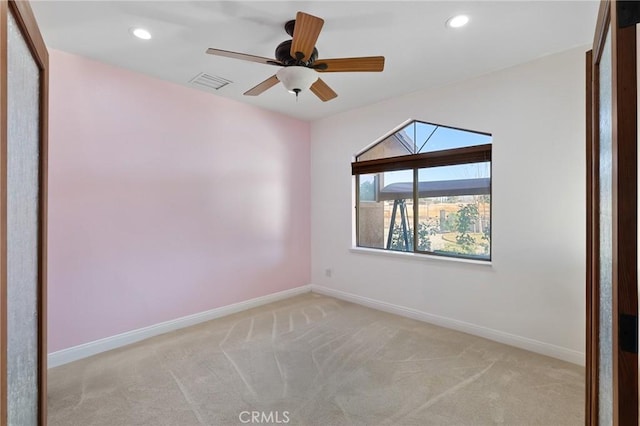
(50, 283, 585, 368)
(310, 284, 585, 366)
(48, 285, 311, 368)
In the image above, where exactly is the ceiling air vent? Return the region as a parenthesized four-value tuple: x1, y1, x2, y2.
(189, 72, 232, 90)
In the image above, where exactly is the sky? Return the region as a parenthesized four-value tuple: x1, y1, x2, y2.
(413, 122, 491, 153)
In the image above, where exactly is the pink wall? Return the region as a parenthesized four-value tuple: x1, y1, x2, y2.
(48, 49, 311, 352)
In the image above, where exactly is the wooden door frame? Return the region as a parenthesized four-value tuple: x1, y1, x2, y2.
(586, 0, 639, 424)
(0, 0, 48, 425)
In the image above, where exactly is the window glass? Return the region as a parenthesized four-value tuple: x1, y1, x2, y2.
(356, 123, 414, 162)
(418, 125, 491, 153)
(356, 121, 491, 161)
(417, 163, 490, 259)
(358, 170, 414, 252)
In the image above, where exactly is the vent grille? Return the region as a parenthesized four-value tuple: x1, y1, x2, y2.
(189, 72, 232, 90)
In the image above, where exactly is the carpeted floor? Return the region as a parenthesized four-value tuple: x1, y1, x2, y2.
(48, 293, 584, 426)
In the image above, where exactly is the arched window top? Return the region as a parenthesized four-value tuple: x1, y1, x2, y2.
(356, 120, 492, 162)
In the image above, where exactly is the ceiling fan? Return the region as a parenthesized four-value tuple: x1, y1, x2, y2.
(206, 11, 385, 102)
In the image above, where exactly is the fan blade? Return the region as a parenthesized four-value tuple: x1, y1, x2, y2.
(314, 56, 385, 72)
(310, 78, 338, 102)
(290, 12, 324, 61)
(244, 75, 280, 96)
(206, 48, 282, 66)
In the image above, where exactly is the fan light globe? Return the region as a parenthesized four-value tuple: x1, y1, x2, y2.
(276, 66, 318, 95)
(446, 15, 469, 28)
(131, 28, 152, 40)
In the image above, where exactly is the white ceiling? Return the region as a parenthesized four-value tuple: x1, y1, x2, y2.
(31, 1, 599, 121)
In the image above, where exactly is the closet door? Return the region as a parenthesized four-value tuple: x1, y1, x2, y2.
(0, 1, 48, 425)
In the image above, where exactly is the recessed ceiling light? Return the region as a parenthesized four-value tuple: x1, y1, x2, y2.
(446, 15, 469, 28)
(131, 28, 152, 40)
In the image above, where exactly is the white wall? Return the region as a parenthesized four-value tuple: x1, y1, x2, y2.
(311, 46, 586, 364)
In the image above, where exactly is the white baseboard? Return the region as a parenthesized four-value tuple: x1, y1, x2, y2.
(48, 285, 311, 368)
(50, 283, 585, 368)
(310, 284, 585, 366)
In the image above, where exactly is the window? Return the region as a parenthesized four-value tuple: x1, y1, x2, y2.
(353, 120, 492, 261)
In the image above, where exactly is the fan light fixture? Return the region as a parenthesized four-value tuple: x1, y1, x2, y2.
(276, 66, 318, 98)
(446, 15, 469, 28)
(131, 28, 152, 40)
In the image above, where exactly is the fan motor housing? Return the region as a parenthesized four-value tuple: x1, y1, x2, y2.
(275, 40, 318, 66)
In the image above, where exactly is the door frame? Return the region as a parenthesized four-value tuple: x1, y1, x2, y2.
(586, 0, 639, 424)
(0, 0, 48, 424)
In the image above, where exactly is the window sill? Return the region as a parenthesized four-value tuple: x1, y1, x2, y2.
(349, 246, 493, 267)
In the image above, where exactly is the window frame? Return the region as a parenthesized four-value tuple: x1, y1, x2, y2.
(353, 124, 492, 262)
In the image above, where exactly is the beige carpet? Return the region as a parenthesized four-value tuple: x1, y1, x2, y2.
(48, 293, 583, 425)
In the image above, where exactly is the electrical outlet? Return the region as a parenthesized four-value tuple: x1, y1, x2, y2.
(325, 268, 332, 278)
